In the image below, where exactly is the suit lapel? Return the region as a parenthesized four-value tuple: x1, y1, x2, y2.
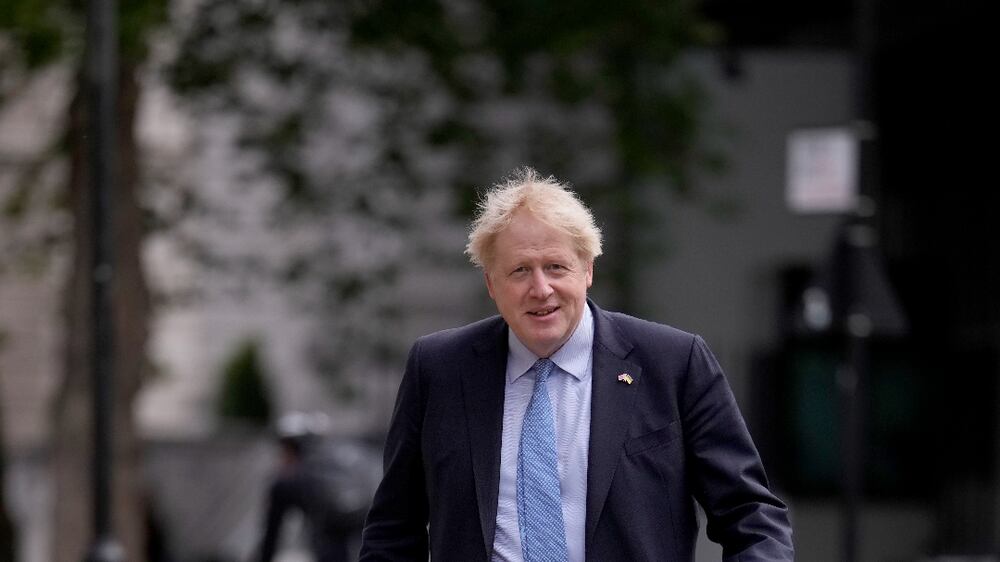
(463, 318, 509, 560)
(585, 304, 642, 546)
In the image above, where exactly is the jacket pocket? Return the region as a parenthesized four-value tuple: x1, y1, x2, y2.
(625, 420, 681, 456)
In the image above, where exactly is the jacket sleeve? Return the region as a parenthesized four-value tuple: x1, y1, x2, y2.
(359, 340, 430, 561)
(681, 336, 794, 561)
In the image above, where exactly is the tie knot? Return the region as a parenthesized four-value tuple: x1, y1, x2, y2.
(533, 358, 555, 382)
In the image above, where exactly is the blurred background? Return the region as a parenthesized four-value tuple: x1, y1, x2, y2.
(0, 0, 994, 561)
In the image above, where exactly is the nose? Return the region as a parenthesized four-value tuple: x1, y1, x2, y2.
(528, 268, 554, 299)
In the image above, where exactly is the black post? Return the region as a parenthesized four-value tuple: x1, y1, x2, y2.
(841, 314, 870, 562)
(839, 217, 876, 562)
(842, 0, 879, 553)
(85, 0, 123, 558)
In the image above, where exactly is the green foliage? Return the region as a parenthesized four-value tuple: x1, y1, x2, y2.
(165, 0, 731, 370)
(217, 339, 273, 425)
(0, 0, 167, 67)
(166, 0, 468, 383)
(0, 0, 168, 279)
(346, 0, 730, 311)
(349, 0, 722, 193)
(119, 0, 168, 61)
(0, 0, 66, 68)
(168, 0, 722, 207)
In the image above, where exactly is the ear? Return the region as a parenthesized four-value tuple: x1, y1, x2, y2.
(585, 260, 594, 288)
(484, 270, 497, 300)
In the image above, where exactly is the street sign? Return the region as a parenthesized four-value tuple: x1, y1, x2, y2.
(786, 127, 859, 214)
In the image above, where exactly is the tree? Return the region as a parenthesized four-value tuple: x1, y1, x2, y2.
(0, 333, 15, 560)
(0, 0, 166, 559)
(348, 0, 725, 312)
(165, 0, 722, 416)
(166, 0, 478, 416)
(217, 338, 273, 425)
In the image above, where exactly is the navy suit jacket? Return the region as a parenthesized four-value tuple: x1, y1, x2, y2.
(360, 302, 793, 561)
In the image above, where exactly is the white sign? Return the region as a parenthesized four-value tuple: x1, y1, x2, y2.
(786, 127, 858, 213)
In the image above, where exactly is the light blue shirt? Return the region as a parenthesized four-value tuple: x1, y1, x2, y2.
(491, 304, 594, 562)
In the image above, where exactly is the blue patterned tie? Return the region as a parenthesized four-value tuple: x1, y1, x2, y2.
(517, 358, 569, 562)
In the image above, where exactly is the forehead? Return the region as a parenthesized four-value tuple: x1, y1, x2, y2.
(492, 210, 577, 259)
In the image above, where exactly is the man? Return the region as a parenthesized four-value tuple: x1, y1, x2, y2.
(360, 169, 793, 561)
(257, 413, 377, 562)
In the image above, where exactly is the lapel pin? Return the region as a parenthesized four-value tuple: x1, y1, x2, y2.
(617, 373, 633, 385)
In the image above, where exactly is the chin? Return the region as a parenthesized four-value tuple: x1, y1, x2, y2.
(529, 334, 566, 355)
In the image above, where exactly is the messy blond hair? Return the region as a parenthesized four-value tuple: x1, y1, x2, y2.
(465, 167, 603, 269)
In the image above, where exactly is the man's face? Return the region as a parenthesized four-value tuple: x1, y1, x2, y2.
(485, 209, 593, 358)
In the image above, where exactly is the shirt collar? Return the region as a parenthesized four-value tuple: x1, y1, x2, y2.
(507, 303, 594, 384)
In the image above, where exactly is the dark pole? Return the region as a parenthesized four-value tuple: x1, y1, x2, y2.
(85, 0, 123, 558)
(840, 216, 875, 562)
(842, 0, 879, 555)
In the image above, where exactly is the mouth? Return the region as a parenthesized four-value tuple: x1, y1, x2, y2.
(527, 306, 559, 317)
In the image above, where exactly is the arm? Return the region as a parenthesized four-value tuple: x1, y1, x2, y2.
(359, 341, 430, 561)
(682, 336, 794, 561)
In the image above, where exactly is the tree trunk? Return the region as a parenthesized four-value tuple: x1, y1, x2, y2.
(53, 61, 149, 562)
(0, 391, 16, 562)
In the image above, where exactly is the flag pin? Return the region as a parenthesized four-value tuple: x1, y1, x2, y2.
(617, 373, 633, 385)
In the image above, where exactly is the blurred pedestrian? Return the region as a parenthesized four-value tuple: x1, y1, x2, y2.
(360, 168, 793, 561)
(255, 412, 376, 562)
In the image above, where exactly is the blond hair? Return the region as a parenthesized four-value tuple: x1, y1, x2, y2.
(465, 167, 603, 269)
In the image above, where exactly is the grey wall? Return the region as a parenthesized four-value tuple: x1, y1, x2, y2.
(636, 50, 848, 405)
(636, 51, 938, 562)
